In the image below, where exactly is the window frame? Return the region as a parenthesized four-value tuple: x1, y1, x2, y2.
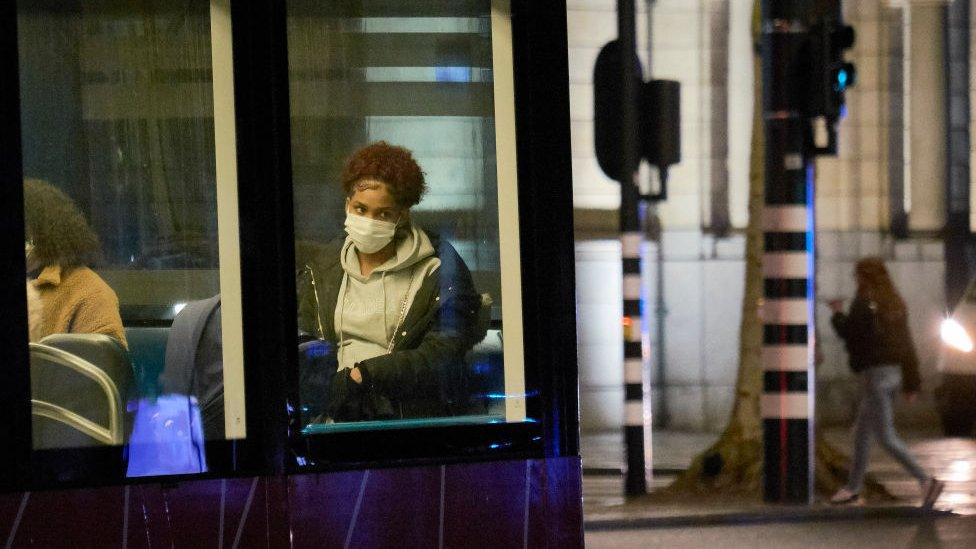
(0, 0, 578, 492)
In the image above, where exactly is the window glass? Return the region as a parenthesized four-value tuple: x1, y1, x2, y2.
(288, 0, 527, 433)
(18, 0, 245, 477)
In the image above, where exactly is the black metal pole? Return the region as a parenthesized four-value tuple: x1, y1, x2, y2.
(618, 0, 647, 496)
(643, 0, 669, 432)
(945, 0, 971, 308)
(760, 0, 815, 504)
(0, 0, 33, 491)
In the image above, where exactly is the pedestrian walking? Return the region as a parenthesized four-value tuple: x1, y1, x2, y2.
(828, 257, 944, 508)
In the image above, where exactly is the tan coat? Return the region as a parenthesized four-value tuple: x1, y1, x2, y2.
(26, 281, 42, 341)
(29, 265, 127, 348)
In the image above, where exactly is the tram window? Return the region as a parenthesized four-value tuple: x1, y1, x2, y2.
(288, 1, 529, 433)
(17, 0, 246, 476)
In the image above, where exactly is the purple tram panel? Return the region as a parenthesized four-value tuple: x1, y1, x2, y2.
(0, 457, 582, 548)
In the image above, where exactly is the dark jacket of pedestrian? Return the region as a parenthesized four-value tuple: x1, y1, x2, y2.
(831, 276, 921, 393)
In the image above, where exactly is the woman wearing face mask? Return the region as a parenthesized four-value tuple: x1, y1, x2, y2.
(297, 141, 483, 422)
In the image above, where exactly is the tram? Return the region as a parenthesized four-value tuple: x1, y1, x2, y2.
(0, 1, 581, 546)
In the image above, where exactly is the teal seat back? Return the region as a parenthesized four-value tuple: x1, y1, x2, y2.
(124, 327, 170, 399)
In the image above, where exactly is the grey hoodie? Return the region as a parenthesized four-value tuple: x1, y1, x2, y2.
(334, 224, 441, 371)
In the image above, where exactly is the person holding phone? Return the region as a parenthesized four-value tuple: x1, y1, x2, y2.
(828, 257, 943, 508)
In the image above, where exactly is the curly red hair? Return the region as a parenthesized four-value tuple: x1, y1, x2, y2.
(341, 141, 426, 208)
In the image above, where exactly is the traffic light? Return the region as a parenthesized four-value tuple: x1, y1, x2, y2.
(640, 79, 680, 193)
(803, 18, 855, 155)
(824, 22, 856, 120)
(593, 40, 681, 196)
(593, 39, 644, 183)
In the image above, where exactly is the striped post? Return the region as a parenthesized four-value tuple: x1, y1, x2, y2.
(622, 223, 647, 496)
(760, 3, 815, 504)
(616, 0, 648, 497)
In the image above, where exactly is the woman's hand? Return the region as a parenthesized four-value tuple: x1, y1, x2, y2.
(904, 391, 918, 404)
(828, 299, 845, 313)
(350, 366, 363, 384)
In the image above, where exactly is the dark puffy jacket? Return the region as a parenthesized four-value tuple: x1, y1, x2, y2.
(296, 229, 484, 420)
(831, 296, 921, 392)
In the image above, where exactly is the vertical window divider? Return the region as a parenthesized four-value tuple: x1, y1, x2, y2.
(491, 0, 527, 423)
(0, 0, 33, 490)
(210, 0, 247, 440)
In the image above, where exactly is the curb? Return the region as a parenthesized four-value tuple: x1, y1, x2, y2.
(584, 505, 955, 531)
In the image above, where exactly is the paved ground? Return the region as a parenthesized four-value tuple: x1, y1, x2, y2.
(585, 515, 976, 548)
(582, 429, 976, 521)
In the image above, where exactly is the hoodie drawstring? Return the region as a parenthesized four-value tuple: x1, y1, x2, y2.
(336, 271, 348, 367)
(382, 271, 388, 342)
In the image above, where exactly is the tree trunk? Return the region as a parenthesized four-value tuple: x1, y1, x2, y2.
(660, 0, 892, 503)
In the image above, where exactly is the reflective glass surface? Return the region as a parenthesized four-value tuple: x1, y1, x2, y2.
(288, 1, 528, 432)
(18, 0, 245, 477)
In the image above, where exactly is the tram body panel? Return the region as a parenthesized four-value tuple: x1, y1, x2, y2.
(0, 458, 582, 548)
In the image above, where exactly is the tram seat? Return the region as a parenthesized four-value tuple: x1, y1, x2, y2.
(125, 326, 169, 398)
(30, 333, 132, 449)
(124, 296, 507, 425)
(158, 295, 224, 440)
(125, 297, 220, 478)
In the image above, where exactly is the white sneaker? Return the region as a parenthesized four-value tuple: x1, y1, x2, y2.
(921, 477, 945, 510)
(830, 487, 864, 505)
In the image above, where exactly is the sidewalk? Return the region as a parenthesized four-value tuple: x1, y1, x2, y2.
(582, 429, 976, 528)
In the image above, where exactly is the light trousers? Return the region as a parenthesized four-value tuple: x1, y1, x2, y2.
(846, 365, 928, 493)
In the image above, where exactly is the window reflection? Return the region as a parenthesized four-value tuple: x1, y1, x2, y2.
(24, 179, 126, 347)
(18, 0, 243, 477)
(297, 142, 487, 423)
(289, 2, 520, 432)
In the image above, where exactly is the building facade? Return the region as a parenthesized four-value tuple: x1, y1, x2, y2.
(571, 0, 975, 433)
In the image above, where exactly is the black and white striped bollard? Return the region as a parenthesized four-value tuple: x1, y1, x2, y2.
(760, 5, 814, 504)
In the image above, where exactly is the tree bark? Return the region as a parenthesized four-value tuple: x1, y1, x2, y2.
(661, 0, 892, 502)
(662, 11, 764, 495)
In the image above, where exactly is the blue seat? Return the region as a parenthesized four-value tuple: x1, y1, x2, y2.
(125, 326, 170, 399)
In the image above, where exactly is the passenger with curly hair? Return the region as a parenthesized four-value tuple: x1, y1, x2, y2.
(24, 178, 126, 347)
(297, 141, 483, 421)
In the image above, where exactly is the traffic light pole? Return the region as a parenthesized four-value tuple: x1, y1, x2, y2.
(617, 0, 649, 496)
(760, 1, 815, 504)
(644, 0, 670, 432)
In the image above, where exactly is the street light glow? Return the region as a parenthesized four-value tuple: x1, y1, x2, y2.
(941, 318, 973, 352)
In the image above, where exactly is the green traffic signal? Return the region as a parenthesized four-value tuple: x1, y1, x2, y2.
(833, 63, 856, 93)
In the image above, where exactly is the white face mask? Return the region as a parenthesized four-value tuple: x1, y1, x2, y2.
(344, 213, 398, 254)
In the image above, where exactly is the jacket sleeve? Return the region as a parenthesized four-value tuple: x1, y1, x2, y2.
(356, 243, 481, 402)
(296, 268, 321, 337)
(295, 240, 334, 339)
(831, 297, 873, 345)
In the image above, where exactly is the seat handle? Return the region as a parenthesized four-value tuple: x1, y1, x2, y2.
(29, 342, 123, 444)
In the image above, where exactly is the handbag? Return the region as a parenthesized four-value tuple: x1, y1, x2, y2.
(126, 394, 206, 477)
